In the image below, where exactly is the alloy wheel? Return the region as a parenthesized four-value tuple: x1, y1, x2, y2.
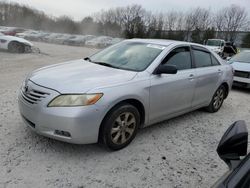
(111, 112, 136, 145)
(213, 88, 224, 110)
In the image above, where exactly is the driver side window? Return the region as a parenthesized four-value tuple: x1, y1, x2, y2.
(162, 47, 192, 70)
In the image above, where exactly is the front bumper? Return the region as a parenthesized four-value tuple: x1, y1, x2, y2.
(18, 81, 105, 144)
(233, 76, 250, 88)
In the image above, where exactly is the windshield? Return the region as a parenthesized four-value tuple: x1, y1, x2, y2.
(229, 51, 250, 64)
(89, 42, 164, 71)
(206, 40, 222, 47)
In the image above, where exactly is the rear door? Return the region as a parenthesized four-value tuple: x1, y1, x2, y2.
(191, 45, 222, 107)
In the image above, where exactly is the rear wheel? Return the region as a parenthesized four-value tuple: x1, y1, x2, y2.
(206, 85, 226, 113)
(100, 103, 140, 150)
(8, 42, 25, 53)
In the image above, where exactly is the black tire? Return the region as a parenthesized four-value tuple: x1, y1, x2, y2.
(8, 42, 25, 53)
(100, 103, 140, 151)
(206, 85, 226, 113)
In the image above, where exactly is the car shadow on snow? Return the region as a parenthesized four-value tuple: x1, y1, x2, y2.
(232, 86, 250, 94)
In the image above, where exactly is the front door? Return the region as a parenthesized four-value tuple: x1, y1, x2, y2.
(149, 46, 196, 124)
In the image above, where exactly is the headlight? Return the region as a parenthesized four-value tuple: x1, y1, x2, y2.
(48, 93, 103, 107)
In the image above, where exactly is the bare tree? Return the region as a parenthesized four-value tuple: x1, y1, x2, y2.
(183, 10, 196, 41)
(215, 5, 247, 41)
(1, 1, 249, 43)
(165, 11, 178, 31)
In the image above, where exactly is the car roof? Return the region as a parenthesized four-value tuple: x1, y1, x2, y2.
(207, 39, 225, 41)
(124, 38, 205, 48)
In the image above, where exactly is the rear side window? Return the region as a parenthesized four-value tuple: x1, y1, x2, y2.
(211, 55, 220, 66)
(162, 47, 192, 70)
(193, 50, 212, 68)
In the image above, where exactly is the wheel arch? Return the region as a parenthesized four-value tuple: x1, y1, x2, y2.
(221, 82, 230, 99)
(8, 40, 30, 48)
(98, 98, 146, 141)
(8, 40, 23, 48)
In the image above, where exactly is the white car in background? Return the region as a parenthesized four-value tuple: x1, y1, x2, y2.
(228, 50, 250, 88)
(205, 39, 225, 56)
(0, 32, 33, 53)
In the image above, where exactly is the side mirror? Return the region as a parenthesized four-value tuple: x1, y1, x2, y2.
(226, 57, 231, 61)
(154, 65, 177, 75)
(217, 121, 248, 169)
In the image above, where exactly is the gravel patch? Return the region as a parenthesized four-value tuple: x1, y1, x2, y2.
(0, 42, 250, 188)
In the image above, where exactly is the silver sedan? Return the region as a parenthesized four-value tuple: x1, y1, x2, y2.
(18, 39, 234, 150)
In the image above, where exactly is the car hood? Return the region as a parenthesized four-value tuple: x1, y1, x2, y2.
(29, 59, 138, 93)
(231, 61, 250, 72)
(1, 35, 33, 46)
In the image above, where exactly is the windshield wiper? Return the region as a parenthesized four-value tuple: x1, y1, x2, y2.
(93, 62, 117, 68)
(84, 57, 118, 69)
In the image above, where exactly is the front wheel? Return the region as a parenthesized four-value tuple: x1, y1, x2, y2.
(206, 85, 226, 113)
(100, 103, 140, 151)
(8, 42, 25, 53)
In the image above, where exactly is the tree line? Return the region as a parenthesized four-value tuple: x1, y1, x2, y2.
(0, 2, 250, 46)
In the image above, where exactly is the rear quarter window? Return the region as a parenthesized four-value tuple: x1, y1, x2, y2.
(211, 55, 221, 66)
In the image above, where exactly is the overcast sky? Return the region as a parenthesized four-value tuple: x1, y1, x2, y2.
(8, 0, 250, 20)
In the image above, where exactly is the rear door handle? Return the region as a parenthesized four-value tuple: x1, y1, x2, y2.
(218, 69, 222, 74)
(188, 74, 194, 80)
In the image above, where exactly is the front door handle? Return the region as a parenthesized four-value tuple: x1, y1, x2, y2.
(218, 69, 222, 74)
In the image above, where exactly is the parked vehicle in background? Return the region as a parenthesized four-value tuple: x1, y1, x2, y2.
(18, 39, 233, 150)
(2, 27, 26, 36)
(26, 32, 50, 42)
(52, 34, 76, 44)
(0, 32, 33, 53)
(16, 30, 39, 38)
(223, 41, 238, 58)
(105, 38, 124, 46)
(212, 120, 250, 188)
(85, 36, 113, 48)
(228, 50, 250, 88)
(63, 35, 95, 46)
(0, 26, 9, 34)
(205, 39, 225, 56)
(42, 33, 64, 43)
(205, 39, 238, 59)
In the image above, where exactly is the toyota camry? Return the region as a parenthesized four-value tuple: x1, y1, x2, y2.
(18, 39, 234, 150)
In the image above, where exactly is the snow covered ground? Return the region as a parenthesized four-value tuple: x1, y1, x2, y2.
(0, 42, 250, 188)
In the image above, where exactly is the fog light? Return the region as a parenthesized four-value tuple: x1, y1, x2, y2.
(54, 130, 71, 137)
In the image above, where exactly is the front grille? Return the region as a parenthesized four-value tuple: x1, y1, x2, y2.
(234, 71, 249, 78)
(21, 88, 50, 104)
